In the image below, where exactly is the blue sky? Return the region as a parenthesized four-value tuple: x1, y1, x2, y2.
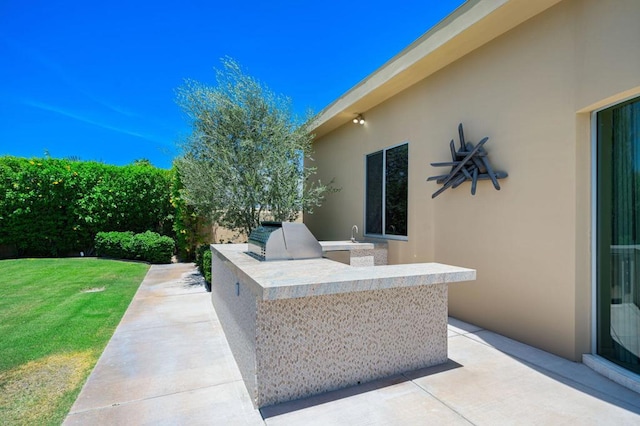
(0, 0, 465, 169)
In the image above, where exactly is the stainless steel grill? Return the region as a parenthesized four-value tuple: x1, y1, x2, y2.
(248, 222, 322, 261)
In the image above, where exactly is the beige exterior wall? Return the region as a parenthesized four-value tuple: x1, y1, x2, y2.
(305, 0, 640, 361)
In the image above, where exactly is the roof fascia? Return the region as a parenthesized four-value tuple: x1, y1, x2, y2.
(310, 0, 563, 138)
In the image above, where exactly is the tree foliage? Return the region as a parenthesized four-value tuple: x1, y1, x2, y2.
(170, 166, 210, 261)
(0, 156, 174, 257)
(175, 58, 336, 238)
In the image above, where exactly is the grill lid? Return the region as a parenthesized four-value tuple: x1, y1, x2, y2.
(248, 222, 322, 261)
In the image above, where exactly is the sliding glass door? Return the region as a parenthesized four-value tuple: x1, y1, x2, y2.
(597, 96, 640, 374)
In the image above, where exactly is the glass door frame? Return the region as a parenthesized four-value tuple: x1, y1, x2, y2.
(591, 95, 640, 369)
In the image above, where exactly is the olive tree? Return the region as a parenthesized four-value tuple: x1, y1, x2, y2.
(175, 58, 335, 238)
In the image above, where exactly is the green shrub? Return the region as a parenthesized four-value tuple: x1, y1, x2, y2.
(202, 249, 212, 284)
(195, 243, 212, 284)
(195, 244, 207, 273)
(96, 231, 174, 264)
(131, 231, 175, 264)
(95, 231, 134, 260)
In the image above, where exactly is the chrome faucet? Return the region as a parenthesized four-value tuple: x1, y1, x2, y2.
(351, 225, 358, 243)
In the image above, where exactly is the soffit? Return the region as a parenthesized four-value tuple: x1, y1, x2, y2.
(310, 0, 564, 139)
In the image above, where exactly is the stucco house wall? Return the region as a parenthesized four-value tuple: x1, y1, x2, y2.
(304, 0, 640, 361)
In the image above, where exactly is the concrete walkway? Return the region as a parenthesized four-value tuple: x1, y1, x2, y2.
(65, 263, 640, 425)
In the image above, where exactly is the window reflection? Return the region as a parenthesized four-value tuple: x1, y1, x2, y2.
(597, 96, 640, 374)
(365, 143, 408, 238)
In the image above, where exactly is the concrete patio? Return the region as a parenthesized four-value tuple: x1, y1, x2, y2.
(64, 263, 640, 425)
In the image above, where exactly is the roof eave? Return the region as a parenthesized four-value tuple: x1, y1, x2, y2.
(309, 0, 563, 139)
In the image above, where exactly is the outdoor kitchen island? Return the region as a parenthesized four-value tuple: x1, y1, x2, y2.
(210, 243, 476, 408)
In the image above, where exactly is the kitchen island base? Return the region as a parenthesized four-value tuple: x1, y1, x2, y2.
(210, 244, 475, 408)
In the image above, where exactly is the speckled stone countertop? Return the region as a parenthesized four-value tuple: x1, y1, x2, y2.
(211, 244, 476, 301)
(319, 241, 377, 251)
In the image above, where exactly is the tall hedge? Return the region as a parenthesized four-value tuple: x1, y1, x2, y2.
(0, 156, 174, 257)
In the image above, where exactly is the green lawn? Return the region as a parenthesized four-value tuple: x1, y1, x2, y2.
(0, 258, 150, 426)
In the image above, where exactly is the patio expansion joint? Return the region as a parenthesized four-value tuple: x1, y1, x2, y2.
(448, 329, 485, 336)
(136, 289, 208, 299)
(404, 376, 477, 425)
(116, 319, 213, 334)
(67, 378, 246, 416)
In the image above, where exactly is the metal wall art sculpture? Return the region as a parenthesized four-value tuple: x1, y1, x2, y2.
(427, 123, 507, 198)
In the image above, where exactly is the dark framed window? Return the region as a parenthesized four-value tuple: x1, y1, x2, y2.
(365, 143, 408, 238)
